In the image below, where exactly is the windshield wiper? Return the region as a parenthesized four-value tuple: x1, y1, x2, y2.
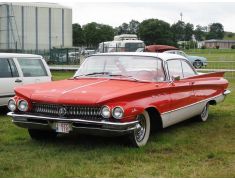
(74, 72, 110, 78)
(108, 74, 140, 82)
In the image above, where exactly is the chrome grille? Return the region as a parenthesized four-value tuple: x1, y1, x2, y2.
(32, 103, 102, 120)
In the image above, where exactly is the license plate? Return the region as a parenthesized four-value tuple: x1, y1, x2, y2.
(55, 122, 71, 133)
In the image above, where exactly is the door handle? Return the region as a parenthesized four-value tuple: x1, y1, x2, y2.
(190, 82, 195, 85)
(15, 79, 22, 83)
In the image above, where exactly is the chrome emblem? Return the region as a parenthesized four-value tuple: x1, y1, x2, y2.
(58, 107, 67, 117)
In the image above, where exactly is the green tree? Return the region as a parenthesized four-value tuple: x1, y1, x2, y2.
(171, 21, 185, 42)
(185, 23, 194, 41)
(72, 23, 85, 46)
(83, 22, 114, 48)
(206, 23, 224, 40)
(115, 20, 140, 35)
(116, 23, 129, 35)
(138, 18, 174, 45)
(194, 25, 206, 41)
(129, 20, 140, 34)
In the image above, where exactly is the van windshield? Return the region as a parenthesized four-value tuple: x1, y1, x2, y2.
(125, 43, 145, 52)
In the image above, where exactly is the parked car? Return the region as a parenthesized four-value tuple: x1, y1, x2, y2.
(145, 45, 179, 52)
(81, 49, 96, 57)
(58, 52, 80, 63)
(164, 50, 207, 68)
(0, 53, 52, 106)
(7, 52, 230, 147)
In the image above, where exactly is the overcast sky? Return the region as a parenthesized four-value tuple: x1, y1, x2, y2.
(63, 2, 235, 32)
(3, 0, 235, 32)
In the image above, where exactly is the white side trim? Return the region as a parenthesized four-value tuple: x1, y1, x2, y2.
(161, 93, 225, 128)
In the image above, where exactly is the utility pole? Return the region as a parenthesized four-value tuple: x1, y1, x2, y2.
(180, 12, 183, 21)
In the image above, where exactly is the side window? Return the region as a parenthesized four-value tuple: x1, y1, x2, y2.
(181, 60, 196, 78)
(0, 59, 18, 78)
(8, 59, 19, 77)
(17, 58, 48, 77)
(167, 60, 183, 79)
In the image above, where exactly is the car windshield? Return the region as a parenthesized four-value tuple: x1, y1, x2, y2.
(74, 55, 165, 82)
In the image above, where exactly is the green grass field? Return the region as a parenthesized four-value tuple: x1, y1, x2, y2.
(0, 53, 235, 177)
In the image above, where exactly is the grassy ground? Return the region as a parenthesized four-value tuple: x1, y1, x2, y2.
(0, 57, 235, 177)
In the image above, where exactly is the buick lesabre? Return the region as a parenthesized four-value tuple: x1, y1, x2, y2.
(7, 52, 230, 147)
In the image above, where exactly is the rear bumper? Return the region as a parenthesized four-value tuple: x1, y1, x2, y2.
(7, 112, 138, 136)
(223, 89, 231, 96)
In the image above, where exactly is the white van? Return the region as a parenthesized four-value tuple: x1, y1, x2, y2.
(0, 53, 52, 106)
(98, 34, 145, 53)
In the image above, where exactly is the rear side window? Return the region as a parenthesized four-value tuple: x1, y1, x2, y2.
(17, 58, 48, 77)
(0, 59, 19, 78)
(181, 60, 196, 77)
(167, 59, 183, 79)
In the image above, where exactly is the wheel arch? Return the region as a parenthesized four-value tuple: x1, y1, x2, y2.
(208, 99, 217, 105)
(145, 106, 163, 132)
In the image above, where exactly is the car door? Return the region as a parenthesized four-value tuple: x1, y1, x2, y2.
(0, 58, 23, 106)
(165, 59, 195, 127)
(16, 57, 51, 85)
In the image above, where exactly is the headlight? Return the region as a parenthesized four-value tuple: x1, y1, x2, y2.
(18, 100, 29, 112)
(101, 105, 111, 118)
(8, 99, 16, 112)
(112, 106, 124, 119)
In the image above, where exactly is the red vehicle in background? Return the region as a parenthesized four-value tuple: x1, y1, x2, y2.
(7, 52, 230, 147)
(145, 45, 179, 52)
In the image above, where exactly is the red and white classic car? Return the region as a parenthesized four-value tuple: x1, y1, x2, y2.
(7, 52, 230, 147)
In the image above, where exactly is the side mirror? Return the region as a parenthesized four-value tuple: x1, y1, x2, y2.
(171, 75, 180, 83)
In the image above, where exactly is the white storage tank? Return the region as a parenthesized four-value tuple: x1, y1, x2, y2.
(0, 2, 72, 51)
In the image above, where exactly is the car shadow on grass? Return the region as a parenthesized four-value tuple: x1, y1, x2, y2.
(30, 117, 204, 149)
(0, 107, 9, 115)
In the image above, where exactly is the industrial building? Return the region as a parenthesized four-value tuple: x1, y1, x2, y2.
(0, 2, 72, 51)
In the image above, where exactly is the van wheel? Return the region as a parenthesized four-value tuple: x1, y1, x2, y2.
(128, 110, 150, 147)
(197, 103, 209, 122)
(28, 129, 58, 140)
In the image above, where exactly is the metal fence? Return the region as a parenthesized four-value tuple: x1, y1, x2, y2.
(0, 47, 95, 65)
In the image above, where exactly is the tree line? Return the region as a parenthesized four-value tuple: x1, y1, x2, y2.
(73, 19, 224, 48)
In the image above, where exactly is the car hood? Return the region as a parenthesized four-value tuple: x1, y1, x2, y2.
(15, 78, 161, 105)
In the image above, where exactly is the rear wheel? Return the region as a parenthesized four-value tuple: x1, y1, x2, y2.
(193, 60, 203, 68)
(128, 110, 150, 147)
(28, 129, 58, 140)
(197, 103, 209, 122)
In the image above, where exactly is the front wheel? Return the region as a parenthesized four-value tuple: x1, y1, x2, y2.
(128, 110, 151, 147)
(28, 129, 58, 140)
(193, 60, 203, 68)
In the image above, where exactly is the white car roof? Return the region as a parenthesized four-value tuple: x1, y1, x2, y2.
(0, 53, 42, 58)
(93, 52, 188, 61)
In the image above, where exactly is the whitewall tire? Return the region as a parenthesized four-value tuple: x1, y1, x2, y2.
(198, 103, 209, 122)
(129, 110, 151, 147)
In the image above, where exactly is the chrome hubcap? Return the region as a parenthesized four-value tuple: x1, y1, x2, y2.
(135, 115, 146, 142)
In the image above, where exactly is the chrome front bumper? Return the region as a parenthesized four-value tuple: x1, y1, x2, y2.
(7, 112, 138, 136)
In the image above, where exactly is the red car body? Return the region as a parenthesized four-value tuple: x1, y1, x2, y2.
(8, 52, 230, 147)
